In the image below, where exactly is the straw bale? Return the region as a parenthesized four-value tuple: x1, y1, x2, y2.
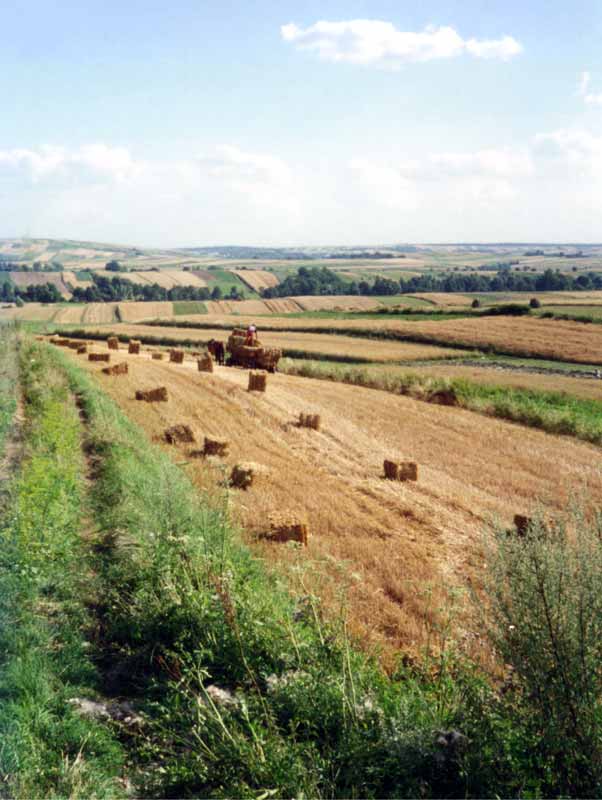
(77, 345, 87, 354)
(197, 353, 214, 372)
(298, 412, 321, 431)
(248, 371, 267, 392)
(169, 349, 184, 363)
(203, 436, 229, 457)
(66, 340, 82, 350)
(107, 336, 119, 350)
(383, 460, 418, 482)
(102, 362, 128, 376)
(89, 352, 110, 362)
(151, 352, 164, 360)
(428, 388, 458, 407)
(230, 461, 267, 489)
(135, 386, 168, 402)
(128, 339, 141, 354)
(164, 424, 196, 444)
(513, 514, 532, 537)
(265, 512, 309, 546)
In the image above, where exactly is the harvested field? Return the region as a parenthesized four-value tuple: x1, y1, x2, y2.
(82, 303, 118, 324)
(63, 347, 602, 660)
(232, 269, 279, 292)
(157, 315, 602, 365)
(52, 305, 85, 323)
(69, 323, 462, 362)
(164, 270, 207, 287)
(118, 301, 174, 322)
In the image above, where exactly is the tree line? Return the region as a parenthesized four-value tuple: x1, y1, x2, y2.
(70, 273, 244, 303)
(262, 266, 602, 298)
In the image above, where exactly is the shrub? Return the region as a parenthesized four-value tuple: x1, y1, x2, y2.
(471, 298, 481, 309)
(529, 297, 541, 309)
(482, 509, 602, 796)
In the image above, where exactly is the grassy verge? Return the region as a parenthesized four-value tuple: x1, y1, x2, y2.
(279, 358, 602, 445)
(0, 324, 18, 456)
(0, 338, 125, 798)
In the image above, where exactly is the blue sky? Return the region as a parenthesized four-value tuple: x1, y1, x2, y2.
(1, 0, 602, 246)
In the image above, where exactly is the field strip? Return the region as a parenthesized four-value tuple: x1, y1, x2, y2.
(63, 345, 602, 656)
(55, 324, 464, 363)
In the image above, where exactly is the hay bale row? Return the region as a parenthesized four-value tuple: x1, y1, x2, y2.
(107, 336, 119, 350)
(266, 512, 308, 546)
(230, 461, 267, 490)
(299, 412, 320, 431)
(128, 339, 141, 354)
(135, 386, 168, 402)
(102, 362, 128, 376)
(169, 349, 184, 364)
(203, 436, 229, 457)
(152, 352, 164, 360)
(89, 352, 110, 363)
(197, 354, 213, 373)
(248, 371, 267, 392)
(164, 424, 196, 444)
(384, 460, 418, 482)
(427, 388, 458, 407)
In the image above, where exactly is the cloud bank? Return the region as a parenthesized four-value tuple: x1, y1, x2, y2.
(1, 132, 601, 245)
(281, 20, 522, 67)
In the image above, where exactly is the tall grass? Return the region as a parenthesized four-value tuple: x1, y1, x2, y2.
(279, 358, 602, 445)
(0, 339, 124, 798)
(0, 323, 18, 457)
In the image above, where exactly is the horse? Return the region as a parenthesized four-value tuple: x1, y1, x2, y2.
(207, 339, 225, 365)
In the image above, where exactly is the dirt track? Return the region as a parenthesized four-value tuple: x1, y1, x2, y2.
(66, 345, 602, 660)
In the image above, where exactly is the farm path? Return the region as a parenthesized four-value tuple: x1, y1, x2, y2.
(66, 346, 602, 659)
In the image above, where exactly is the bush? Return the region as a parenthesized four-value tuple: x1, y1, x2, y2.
(471, 298, 481, 309)
(483, 509, 602, 796)
(529, 297, 541, 309)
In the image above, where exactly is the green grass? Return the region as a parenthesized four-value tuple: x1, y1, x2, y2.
(0, 324, 18, 456)
(0, 338, 125, 798)
(173, 300, 208, 315)
(279, 358, 602, 444)
(205, 267, 256, 297)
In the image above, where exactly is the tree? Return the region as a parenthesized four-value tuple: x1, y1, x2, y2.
(471, 298, 481, 308)
(529, 297, 541, 309)
(211, 286, 223, 301)
(105, 260, 124, 272)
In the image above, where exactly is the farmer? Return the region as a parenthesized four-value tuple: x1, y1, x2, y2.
(245, 323, 257, 346)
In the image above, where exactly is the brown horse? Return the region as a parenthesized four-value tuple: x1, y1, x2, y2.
(207, 339, 225, 365)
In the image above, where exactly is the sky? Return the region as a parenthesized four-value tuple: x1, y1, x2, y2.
(1, 0, 602, 247)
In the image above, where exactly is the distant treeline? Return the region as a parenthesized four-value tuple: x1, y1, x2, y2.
(0, 259, 64, 272)
(262, 266, 602, 298)
(70, 273, 244, 303)
(0, 281, 62, 304)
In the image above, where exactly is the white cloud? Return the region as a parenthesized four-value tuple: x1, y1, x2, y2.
(577, 70, 602, 105)
(281, 20, 522, 67)
(533, 128, 602, 173)
(0, 143, 140, 182)
(196, 144, 291, 188)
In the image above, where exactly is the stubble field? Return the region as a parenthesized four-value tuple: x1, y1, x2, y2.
(60, 343, 602, 660)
